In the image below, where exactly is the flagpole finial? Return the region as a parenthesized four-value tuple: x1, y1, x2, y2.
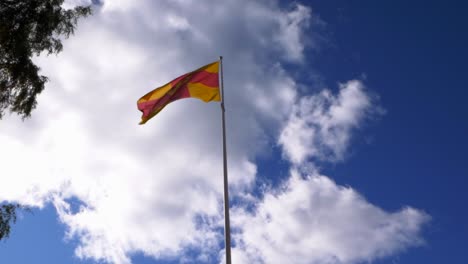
(219, 55, 223, 60)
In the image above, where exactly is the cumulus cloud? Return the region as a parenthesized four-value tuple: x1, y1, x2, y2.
(231, 171, 429, 264)
(0, 1, 427, 264)
(279, 80, 376, 165)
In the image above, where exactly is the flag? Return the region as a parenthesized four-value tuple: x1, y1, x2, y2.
(137, 61, 220, 124)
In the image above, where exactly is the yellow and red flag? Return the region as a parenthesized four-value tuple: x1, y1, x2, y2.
(137, 61, 220, 124)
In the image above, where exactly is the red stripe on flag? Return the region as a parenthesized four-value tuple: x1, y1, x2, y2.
(170, 73, 190, 86)
(170, 85, 190, 100)
(137, 86, 191, 119)
(189, 71, 219, 87)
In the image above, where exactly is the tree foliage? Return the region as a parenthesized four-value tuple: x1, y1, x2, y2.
(0, 0, 91, 119)
(0, 0, 91, 241)
(0, 204, 22, 240)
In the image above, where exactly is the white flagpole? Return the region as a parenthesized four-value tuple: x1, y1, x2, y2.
(219, 56, 232, 264)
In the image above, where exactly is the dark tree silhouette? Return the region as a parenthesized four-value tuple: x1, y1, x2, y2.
(0, 0, 92, 241)
(0, 204, 22, 240)
(0, 0, 92, 119)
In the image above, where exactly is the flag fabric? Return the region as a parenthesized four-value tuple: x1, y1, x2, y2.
(137, 61, 220, 124)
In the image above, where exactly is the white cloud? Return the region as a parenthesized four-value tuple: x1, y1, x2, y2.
(0, 1, 427, 264)
(279, 80, 375, 165)
(275, 4, 311, 61)
(231, 170, 429, 264)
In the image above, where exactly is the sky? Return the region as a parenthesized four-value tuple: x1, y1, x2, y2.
(0, 0, 466, 263)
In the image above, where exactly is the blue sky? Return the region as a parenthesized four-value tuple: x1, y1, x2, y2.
(0, 0, 466, 263)
(309, 1, 467, 262)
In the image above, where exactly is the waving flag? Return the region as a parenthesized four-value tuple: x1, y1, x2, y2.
(137, 57, 232, 264)
(137, 61, 220, 124)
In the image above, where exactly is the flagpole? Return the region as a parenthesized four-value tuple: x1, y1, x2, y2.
(219, 56, 232, 264)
